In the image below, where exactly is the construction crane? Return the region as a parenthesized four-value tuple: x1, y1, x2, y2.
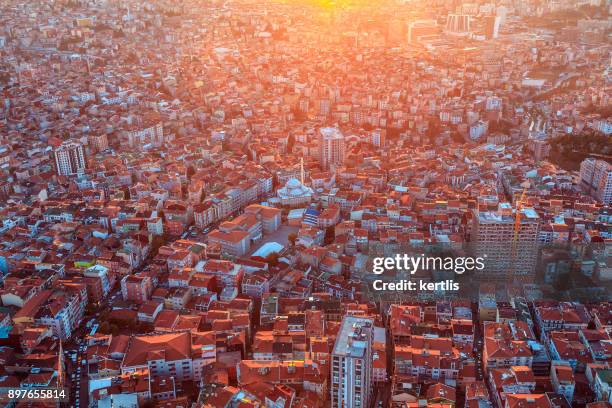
(509, 187, 528, 282)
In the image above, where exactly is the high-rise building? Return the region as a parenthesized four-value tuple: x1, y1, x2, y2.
(88, 134, 108, 153)
(53, 140, 86, 176)
(580, 158, 612, 205)
(472, 204, 540, 282)
(445, 14, 471, 36)
(319, 127, 345, 170)
(331, 316, 374, 408)
(387, 18, 405, 44)
(126, 121, 164, 149)
(370, 129, 385, 148)
(484, 15, 502, 39)
(407, 20, 439, 43)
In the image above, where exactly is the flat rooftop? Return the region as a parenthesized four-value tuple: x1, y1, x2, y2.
(332, 316, 373, 358)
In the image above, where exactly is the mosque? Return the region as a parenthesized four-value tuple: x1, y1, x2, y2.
(276, 158, 314, 207)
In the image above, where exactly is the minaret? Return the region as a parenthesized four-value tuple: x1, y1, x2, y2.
(300, 157, 304, 185)
(57, 340, 64, 387)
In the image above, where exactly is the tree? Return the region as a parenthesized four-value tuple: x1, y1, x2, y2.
(98, 321, 111, 334)
(85, 304, 97, 316)
(554, 273, 572, 292)
(109, 324, 120, 335)
(265, 252, 280, 266)
(141, 400, 156, 408)
(549, 131, 612, 170)
(150, 235, 165, 257)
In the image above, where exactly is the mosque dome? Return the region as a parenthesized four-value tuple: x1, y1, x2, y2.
(278, 177, 314, 204)
(286, 178, 302, 190)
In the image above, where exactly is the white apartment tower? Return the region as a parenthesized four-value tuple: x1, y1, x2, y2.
(580, 158, 612, 205)
(54, 140, 86, 176)
(331, 316, 374, 408)
(319, 127, 345, 170)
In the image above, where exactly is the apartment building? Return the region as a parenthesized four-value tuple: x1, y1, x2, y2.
(472, 204, 540, 282)
(580, 158, 612, 205)
(121, 275, 154, 303)
(53, 140, 86, 176)
(330, 316, 374, 408)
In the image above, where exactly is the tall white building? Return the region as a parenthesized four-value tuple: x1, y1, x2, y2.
(53, 140, 86, 176)
(331, 316, 374, 408)
(580, 158, 612, 205)
(319, 127, 345, 170)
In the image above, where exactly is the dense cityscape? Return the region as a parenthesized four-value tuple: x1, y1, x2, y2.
(0, 0, 610, 407)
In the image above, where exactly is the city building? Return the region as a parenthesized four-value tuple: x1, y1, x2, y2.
(446, 14, 471, 36)
(331, 316, 374, 408)
(472, 205, 540, 282)
(580, 158, 612, 205)
(53, 140, 86, 176)
(408, 20, 440, 43)
(277, 178, 314, 207)
(319, 127, 345, 170)
(121, 275, 154, 303)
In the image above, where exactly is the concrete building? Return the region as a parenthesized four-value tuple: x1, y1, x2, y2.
(472, 204, 540, 282)
(408, 20, 439, 43)
(580, 158, 612, 205)
(126, 121, 164, 149)
(319, 127, 345, 170)
(121, 275, 153, 303)
(54, 140, 86, 176)
(446, 14, 471, 36)
(331, 316, 374, 408)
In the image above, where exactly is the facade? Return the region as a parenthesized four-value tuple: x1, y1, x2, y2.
(408, 20, 439, 43)
(121, 275, 153, 303)
(207, 229, 250, 256)
(446, 14, 471, 35)
(89, 134, 109, 153)
(13, 285, 88, 340)
(54, 140, 86, 176)
(244, 204, 282, 233)
(126, 121, 164, 149)
(84, 265, 113, 299)
(121, 332, 207, 382)
(469, 120, 488, 141)
(319, 127, 345, 170)
(331, 316, 374, 408)
(482, 322, 534, 372)
(580, 158, 612, 205)
(551, 363, 575, 403)
(472, 205, 540, 282)
(485, 15, 502, 39)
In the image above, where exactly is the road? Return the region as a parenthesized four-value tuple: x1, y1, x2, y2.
(472, 303, 485, 382)
(64, 339, 88, 408)
(64, 283, 124, 407)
